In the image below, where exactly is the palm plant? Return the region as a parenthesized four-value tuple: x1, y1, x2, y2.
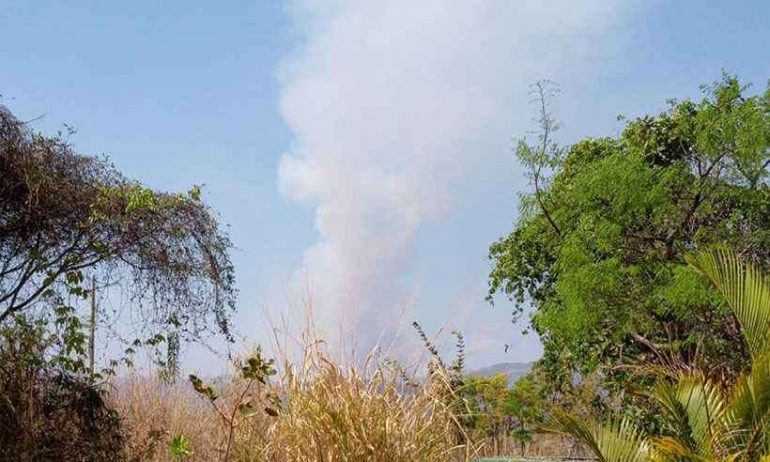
(549, 249, 770, 462)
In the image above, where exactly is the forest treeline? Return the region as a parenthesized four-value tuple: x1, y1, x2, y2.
(1, 74, 769, 461)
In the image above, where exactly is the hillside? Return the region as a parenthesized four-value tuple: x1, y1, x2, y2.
(469, 362, 533, 384)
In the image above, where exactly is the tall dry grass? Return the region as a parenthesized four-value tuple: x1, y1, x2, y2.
(112, 342, 477, 461)
(260, 357, 473, 461)
(113, 373, 222, 460)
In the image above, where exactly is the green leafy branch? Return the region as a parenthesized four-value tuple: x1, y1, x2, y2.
(188, 347, 279, 461)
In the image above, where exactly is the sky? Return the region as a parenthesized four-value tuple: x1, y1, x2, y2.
(1, 1, 769, 373)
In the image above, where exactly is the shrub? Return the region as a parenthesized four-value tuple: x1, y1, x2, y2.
(0, 316, 125, 461)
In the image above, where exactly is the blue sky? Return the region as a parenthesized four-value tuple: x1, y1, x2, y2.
(1, 1, 769, 372)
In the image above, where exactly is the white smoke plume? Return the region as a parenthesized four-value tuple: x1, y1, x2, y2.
(278, 0, 632, 350)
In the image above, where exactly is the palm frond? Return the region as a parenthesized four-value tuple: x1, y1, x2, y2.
(721, 354, 770, 460)
(686, 249, 770, 360)
(648, 371, 725, 460)
(652, 436, 713, 462)
(540, 250, 770, 462)
(548, 411, 653, 462)
(649, 372, 727, 460)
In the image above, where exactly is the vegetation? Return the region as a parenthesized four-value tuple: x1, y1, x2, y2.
(551, 249, 770, 461)
(0, 316, 125, 460)
(0, 104, 236, 346)
(115, 336, 476, 461)
(488, 75, 770, 409)
(457, 372, 547, 456)
(1, 74, 769, 460)
(0, 104, 236, 460)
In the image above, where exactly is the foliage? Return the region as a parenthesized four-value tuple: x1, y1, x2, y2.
(550, 412, 652, 462)
(456, 369, 549, 456)
(549, 249, 770, 461)
(488, 75, 770, 395)
(188, 347, 278, 462)
(0, 102, 238, 459)
(507, 372, 547, 454)
(6, 269, 148, 382)
(411, 321, 551, 455)
(0, 105, 236, 351)
(168, 434, 193, 460)
(463, 373, 511, 441)
(0, 315, 126, 461)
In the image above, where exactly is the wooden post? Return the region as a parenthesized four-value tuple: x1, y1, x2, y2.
(89, 275, 96, 371)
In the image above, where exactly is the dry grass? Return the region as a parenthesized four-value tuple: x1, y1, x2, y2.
(111, 373, 222, 460)
(259, 357, 473, 461)
(472, 433, 592, 460)
(110, 304, 586, 461)
(112, 343, 477, 461)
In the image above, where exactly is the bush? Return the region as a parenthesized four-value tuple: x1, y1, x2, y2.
(0, 317, 125, 461)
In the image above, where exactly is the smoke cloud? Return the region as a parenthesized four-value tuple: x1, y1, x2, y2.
(278, 0, 632, 350)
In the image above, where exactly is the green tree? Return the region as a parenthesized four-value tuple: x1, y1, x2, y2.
(550, 249, 770, 462)
(462, 373, 511, 454)
(460, 372, 548, 456)
(488, 75, 770, 394)
(506, 372, 547, 456)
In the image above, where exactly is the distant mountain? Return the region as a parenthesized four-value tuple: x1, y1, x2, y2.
(468, 362, 532, 384)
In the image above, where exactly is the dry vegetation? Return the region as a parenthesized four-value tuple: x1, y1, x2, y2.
(112, 341, 480, 462)
(112, 346, 592, 461)
(109, 306, 593, 462)
(472, 435, 590, 460)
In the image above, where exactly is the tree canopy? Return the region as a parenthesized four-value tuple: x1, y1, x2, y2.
(551, 249, 770, 461)
(488, 75, 770, 389)
(0, 105, 236, 343)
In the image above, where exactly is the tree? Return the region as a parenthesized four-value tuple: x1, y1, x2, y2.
(488, 75, 770, 393)
(459, 371, 548, 456)
(550, 249, 770, 462)
(0, 105, 236, 365)
(506, 373, 547, 456)
(462, 373, 511, 453)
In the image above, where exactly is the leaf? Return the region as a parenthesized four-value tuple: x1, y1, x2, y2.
(238, 401, 258, 417)
(169, 433, 193, 457)
(188, 374, 218, 401)
(687, 248, 770, 359)
(647, 372, 724, 460)
(548, 411, 653, 462)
